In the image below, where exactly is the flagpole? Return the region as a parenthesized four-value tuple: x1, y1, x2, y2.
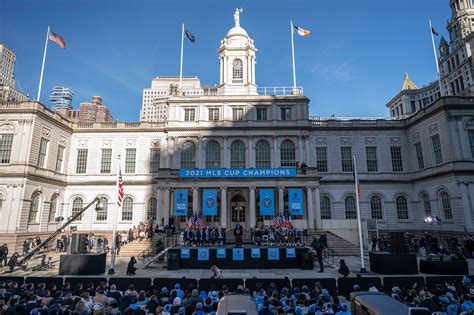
(179, 23, 185, 95)
(353, 153, 366, 273)
(108, 154, 121, 275)
(290, 21, 297, 90)
(37, 26, 50, 102)
(429, 20, 444, 96)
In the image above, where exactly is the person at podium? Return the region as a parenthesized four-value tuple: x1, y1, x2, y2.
(234, 224, 243, 247)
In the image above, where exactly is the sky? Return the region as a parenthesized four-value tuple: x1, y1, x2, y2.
(0, 0, 450, 121)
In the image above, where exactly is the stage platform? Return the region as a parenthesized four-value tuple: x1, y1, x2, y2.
(167, 246, 312, 270)
(369, 252, 418, 274)
(419, 259, 469, 275)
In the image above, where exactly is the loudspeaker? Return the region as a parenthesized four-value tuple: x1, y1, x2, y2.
(167, 250, 180, 270)
(389, 232, 408, 254)
(70, 234, 88, 254)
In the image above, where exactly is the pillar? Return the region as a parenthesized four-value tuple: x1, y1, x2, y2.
(198, 137, 203, 168)
(298, 137, 304, 163)
(157, 187, 163, 225)
(165, 138, 171, 168)
(466, 183, 474, 229)
(221, 187, 227, 229)
(163, 188, 170, 225)
(250, 186, 256, 229)
(315, 186, 322, 229)
(304, 136, 310, 166)
(248, 137, 254, 168)
(457, 118, 469, 158)
(307, 187, 315, 229)
(223, 137, 229, 168)
(278, 187, 284, 215)
(273, 137, 279, 168)
(193, 187, 199, 215)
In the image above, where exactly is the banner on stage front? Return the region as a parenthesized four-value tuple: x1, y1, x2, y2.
(268, 248, 280, 260)
(198, 248, 209, 261)
(232, 248, 244, 260)
(217, 248, 226, 258)
(202, 189, 217, 216)
(251, 248, 260, 258)
(173, 189, 188, 216)
(181, 248, 190, 259)
(286, 248, 296, 258)
(288, 188, 304, 215)
(259, 189, 275, 216)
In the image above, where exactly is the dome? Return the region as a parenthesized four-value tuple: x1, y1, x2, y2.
(227, 26, 248, 37)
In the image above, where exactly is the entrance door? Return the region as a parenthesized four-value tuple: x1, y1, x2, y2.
(230, 194, 247, 229)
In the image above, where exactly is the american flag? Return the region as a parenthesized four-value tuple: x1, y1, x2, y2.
(274, 214, 283, 228)
(196, 215, 204, 228)
(48, 30, 66, 49)
(187, 215, 195, 228)
(117, 167, 124, 207)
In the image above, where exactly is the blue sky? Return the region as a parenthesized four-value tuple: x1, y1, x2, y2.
(1, 0, 449, 121)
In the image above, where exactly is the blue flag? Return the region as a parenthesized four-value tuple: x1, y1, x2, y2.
(202, 189, 218, 216)
(268, 248, 280, 260)
(181, 248, 190, 259)
(251, 248, 261, 258)
(198, 248, 209, 261)
(288, 188, 304, 215)
(286, 248, 296, 258)
(173, 189, 188, 216)
(259, 189, 275, 216)
(232, 248, 244, 261)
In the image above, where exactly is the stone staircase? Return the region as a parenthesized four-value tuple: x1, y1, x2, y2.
(118, 235, 156, 257)
(307, 230, 369, 257)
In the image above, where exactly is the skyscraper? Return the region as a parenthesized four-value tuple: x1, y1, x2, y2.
(0, 43, 28, 102)
(49, 86, 74, 111)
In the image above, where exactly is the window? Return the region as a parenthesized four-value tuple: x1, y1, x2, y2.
(414, 142, 424, 169)
(100, 149, 112, 174)
(121, 197, 133, 221)
(38, 138, 49, 168)
(184, 109, 195, 121)
(233, 108, 244, 121)
(232, 59, 243, 80)
(181, 141, 196, 169)
(256, 108, 267, 121)
(29, 192, 41, 223)
(345, 195, 357, 219)
(49, 195, 58, 222)
(421, 193, 431, 217)
(390, 147, 403, 172)
(396, 196, 409, 220)
(341, 147, 353, 172)
(366, 147, 378, 172)
(149, 148, 160, 173)
(147, 198, 157, 221)
(431, 134, 443, 164)
(125, 148, 136, 173)
(230, 140, 246, 168)
(55, 145, 65, 172)
(76, 149, 88, 174)
(316, 147, 328, 172)
(280, 140, 296, 167)
(440, 191, 453, 220)
(320, 196, 332, 219)
(469, 130, 474, 158)
(71, 197, 84, 220)
(255, 140, 271, 168)
(206, 140, 221, 168)
(96, 196, 108, 221)
(370, 195, 383, 219)
(0, 193, 3, 212)
(209, 108, 219, 121)
(281, 108, 292, 120)
(0, 134, 13, 164)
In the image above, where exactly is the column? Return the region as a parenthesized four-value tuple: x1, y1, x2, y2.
(298, 137, 304, 163)
(165, 137, 171, 168)
(221, 187, 227, 228)
(193, 187, 199, 215)
(306, 187, 315, 229)
(278, 187, 284, 215)
(304, 136, 310, 165)
(250, 186, 256, 229)
(457, 118, 469, 158)
(248, 137, 254, 168)
(198, 137, 203, 168)
(314, 186, 322, 229)
(223, 137, 229, 168)
(273, 137, 279, 168)
(448, 118, 462, 160)
(163, 188, 170, 226)
(467, 183, 474, 229)
(157, 187, 163, 224)
(252, 56, 255, 84)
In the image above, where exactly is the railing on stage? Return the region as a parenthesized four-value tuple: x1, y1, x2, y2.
(137, 233, 179, 268)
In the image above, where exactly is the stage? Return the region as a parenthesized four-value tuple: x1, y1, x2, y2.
(369, 252, 418, 274)
(167, 246, 312, 270)
(419, 259, 469, 275)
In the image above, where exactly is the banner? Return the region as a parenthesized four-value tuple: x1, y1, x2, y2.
(216, 248, 226, 259)
(173, 189, 188, 216)
(288, 188, 304, 215)
(232, 248, 244, 261)
(180, 248, 190, 259)
(202, 189, 218, 216)
(259, 189, 275, 216)
(286, 248, 296, 258)
(198, 248, 209, 261)
(251, 248, 261, 258)
(268, 248, 280, 260)
(179, 168, 297, 179)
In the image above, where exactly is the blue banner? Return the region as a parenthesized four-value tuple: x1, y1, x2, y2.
(181, 248, 190, 259)
(216, 248, 226, 259)
(202, 189, 218, 216)
(179, 168, 297, 179)
(173, 189, 188, 216)
(232, 248, 244, 261)
(259, 189, 275, 216)
(198, 248, 209, 261)
(288, 188, 304, 216)
(251, 248, 261, 258)
(268, 248, 280, 260)
(286, 248, 296, 258)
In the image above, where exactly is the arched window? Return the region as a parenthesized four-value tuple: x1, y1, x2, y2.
(230, 140, 246, 168)
(232, 59, 243, 80)
(122, 197, 133, 221)
(255, 140, 271, 168)
(440, 191, 453, 220)
(396, 196, 409, 220)
(370, 195, 383, 220)
(147, 198, 157, 221)
(96, 196, 108, 221)
(71, 197, 84, 220)
(421, 193, 431, 217)
(280, 140, 296, 167)
(181, 141, 196, 169)
(320, 196, 332, 219)
(206, 140, 221, 168)
(345, 195, 357, 219)
(49, 194, 58, 222)
(29, 192, 41, 223)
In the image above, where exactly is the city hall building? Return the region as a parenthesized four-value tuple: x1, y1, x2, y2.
(1, 1, 474, 247)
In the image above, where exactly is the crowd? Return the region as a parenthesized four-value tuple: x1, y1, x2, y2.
(252, 227, 303, 247)
(180, 227, 226, 247)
